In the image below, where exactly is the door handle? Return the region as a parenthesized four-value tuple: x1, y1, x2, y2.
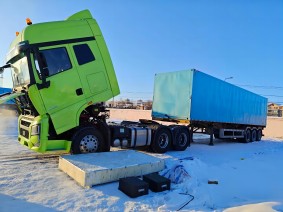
(76, 88, 83, 96)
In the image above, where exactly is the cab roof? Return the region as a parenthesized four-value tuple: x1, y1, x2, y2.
(9, 10, 101, 51)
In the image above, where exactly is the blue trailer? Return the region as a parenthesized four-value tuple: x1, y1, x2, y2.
(110, 69, 267, 153)
(110, 69, 267, 154)
(152, 69, 267, 145)
(0, 87, 18, 112)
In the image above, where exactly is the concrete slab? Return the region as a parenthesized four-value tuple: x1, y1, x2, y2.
(58, 150, 165, 188)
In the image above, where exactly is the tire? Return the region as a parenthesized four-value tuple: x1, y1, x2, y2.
(173, 127, 190, 151)
(71, 127, 106, 154)
(243, 129, 251, 143)
(256, 129, 262, 141)
(251, 129, 257, 142)
(151, 127, 172, 153)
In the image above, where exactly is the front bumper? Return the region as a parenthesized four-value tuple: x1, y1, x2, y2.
(18, 114, 71, 153)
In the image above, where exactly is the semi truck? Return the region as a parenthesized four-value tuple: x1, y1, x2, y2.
(0, 10, 267, 154)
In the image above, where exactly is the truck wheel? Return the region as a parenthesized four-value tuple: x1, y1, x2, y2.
(71, 127, 105, 154)
(251, 129, 257, 142)
(243, 129, 251, 143)
(256, 129, 262, 141)
(173, 127, 190, 151)
(151, 127, 171, 153)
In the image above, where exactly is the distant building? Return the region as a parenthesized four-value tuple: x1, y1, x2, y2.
(279, 106, 283, 117)
(106, 99, 134, 109)
(268, 103, 283, 117)
(105, 98, 152, 110)
(105, 100, 116, 108)
(136, 99, 144, 110)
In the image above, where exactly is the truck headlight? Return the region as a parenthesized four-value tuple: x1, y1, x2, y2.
(31, 125, 40, 136)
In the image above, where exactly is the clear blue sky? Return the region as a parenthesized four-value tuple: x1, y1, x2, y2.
(0, 0, 282, 103)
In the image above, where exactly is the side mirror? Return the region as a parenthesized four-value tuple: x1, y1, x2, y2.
(42, 67, 49, 77)
(37, 79, 50, 90)
(0, 68, 3, 74)
(37, 67, 50, 90)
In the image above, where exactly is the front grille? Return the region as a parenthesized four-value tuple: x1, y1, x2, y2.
(19, 116, 35, 140)
(20, 128, 29, 139)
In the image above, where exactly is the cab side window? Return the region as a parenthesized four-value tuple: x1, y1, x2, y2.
(38, 47, 72, 77)
(73, 44, 95, 65)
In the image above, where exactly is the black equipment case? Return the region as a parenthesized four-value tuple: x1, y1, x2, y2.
(118, 177, 149, 198)
(143, 173, 170, 192)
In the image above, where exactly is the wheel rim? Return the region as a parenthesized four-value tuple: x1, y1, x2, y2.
(178, 132, 188, 147)
(79, 135, 99, 153)
(158, 133, 169, 148)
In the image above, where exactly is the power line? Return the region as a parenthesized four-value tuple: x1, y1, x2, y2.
(120, 90, 283, 98)
(121, 83, 283, 92)
(237, 84, 283, 90)
(261, 94, 283, 98)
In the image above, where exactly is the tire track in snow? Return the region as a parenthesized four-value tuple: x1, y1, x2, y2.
(0, 153, 64, 164)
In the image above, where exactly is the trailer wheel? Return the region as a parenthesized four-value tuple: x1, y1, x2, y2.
(151, 127, 171, 153)
(243, 129, 251, 143)
(71, 127, 105, 154)
(173, 127, 190, 151)
(251, 129, 257, 142)
(256, 129, 262, 141)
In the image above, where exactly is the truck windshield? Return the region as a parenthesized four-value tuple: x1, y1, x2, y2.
(9, 53, 30, 87)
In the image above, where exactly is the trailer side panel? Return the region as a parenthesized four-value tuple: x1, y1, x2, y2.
(190, 71, 267, 126)
(152, 69, 267, 127)
(152, 70, 193, 121)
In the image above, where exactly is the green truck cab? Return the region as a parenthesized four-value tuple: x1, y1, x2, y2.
(0, 10, 120, 153)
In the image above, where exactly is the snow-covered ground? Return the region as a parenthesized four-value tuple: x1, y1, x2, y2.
(0, 115, 283, 211)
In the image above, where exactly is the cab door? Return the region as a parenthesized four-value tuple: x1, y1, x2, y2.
(35, 45, 86, 133)
(68, 40, 110, 102)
